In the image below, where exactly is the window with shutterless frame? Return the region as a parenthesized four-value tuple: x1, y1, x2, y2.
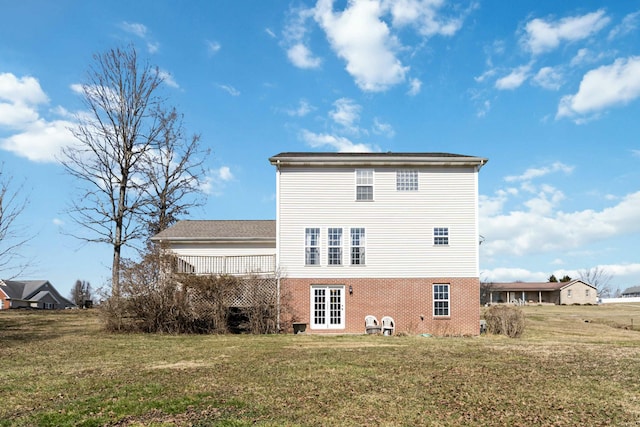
(434, 227, 449, 245)
(433, 284, 450, 316)
(328, 227, 343, 265)
(355, 169, 374, 200)
(350, 227, 365, 265)
(396, 169, 418, 191)
(305, 227, 320, 265)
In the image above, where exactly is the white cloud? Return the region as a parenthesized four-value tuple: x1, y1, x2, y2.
(476, 99, 491, 118)
(0, 73, 49, 105)
(505, 162, 574, 182)
(120, 21, 148, 38)
(329, 98, 361, 131)
(495, 64, 531, 90)
(285, 99, 314, 117)
(206, 40, 221, 54)
(314, 0, 408, 92)
(407, 77, 422, 96)
(632, 149, 640, 158)
(533, 66, 563, 90)
(52, 218, 64, 226)
(200, 166, 234, 196)
(300, 129, 374, 152)
(372, 117, 395, 138)
(287, 43, 322, 69)
(480, 190, 640, 258)
(1, 118, 75, 162)
(608, 11, 640, 40)
(119, 21, 159, 54)
(557, 56, 640, 120)
(158, 70, 179, 89)
(0, 73, 75, 162)
(265, 28, 276, 38)
(385, 0, 466, 37)
(217, 84, 240, 97)
(481, 267, 548, 283)
(521, 9, 610, 55)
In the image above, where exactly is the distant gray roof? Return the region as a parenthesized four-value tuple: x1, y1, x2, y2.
(488, 280, 595, 291)
(152, 220, 276, 242)
(622, 286, 640, 295)
(0, 280, 74, 306)
(269, 152, 488, 168)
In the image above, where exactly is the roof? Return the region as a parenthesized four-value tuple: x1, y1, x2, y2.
(487, 280, 596, 292)
(621, 286, 640, 295)
(0, 280, 51, 299)
(0, 280, 74, 306)
(151, 220, 276, 242)
(269, 152, 488, 169)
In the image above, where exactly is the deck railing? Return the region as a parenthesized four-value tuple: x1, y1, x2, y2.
(175, 254, 276, 276)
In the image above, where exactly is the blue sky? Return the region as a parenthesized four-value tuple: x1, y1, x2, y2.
(1, 0, 639, 298)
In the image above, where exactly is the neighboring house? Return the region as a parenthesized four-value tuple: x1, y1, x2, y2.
(486, 280, 598, 305)
(155, 151, 488, 336)
(0, 280, 75, 310)
(621, 286, 640, 298)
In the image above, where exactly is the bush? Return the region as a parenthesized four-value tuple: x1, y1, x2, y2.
(484, 305, 525, 338)
(99, 248, 283, 334)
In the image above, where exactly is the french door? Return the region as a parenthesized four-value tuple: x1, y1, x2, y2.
(310, 285, 345, 330)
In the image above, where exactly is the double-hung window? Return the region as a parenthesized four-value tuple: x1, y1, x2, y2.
(328, 227, 343, 265)
(305, 228, 320, 265)
(433, 284, 450, 317)
(397, 170, 418, 191)
(434, 227, 449, 245)
(356, 169, 374, 201)
(350, 228, 365, 265)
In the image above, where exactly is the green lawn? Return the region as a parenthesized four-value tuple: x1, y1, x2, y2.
(1, 304, 639, 426)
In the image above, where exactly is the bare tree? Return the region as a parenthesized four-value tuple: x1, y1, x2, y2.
(578, 266, 613, 298)
(61, 46, 166, 296)
(141, 108, 209, 238)
(70, 279, 92, 307)
(0, 164, 32, 278)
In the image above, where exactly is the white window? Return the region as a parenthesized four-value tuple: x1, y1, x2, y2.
(328, 228, 343, 265)
(305, 228, 320, 265)
(310, 285, 345, 329)
(397, 170, 418, 191)
(567, 289, 572, 297)
(350, 228, 365, 265)
(434, 227, 449, 245)
(44, 302, 54, 310)
(356, 169, 374, 201)
(433, 284, 450, 317)
(586, 289, 590, 297)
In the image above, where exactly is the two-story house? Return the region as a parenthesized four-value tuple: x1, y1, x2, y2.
(153, 151, 487, 336)
(271, 152, 487, 335)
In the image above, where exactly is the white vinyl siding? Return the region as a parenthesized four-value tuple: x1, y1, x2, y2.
(277, 166, 479, 278)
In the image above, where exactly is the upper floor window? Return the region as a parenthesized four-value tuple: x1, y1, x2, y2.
(567, 289, 572, 297)
(585, 289, 590, 297)
(434, 227, 449, 245)
(397, 170, 418, 191)
(350, 228, 365, 265)
(328, 228, 343, 265)
(305, 228, 320, 265)
(433, 284, 450, 316)
(356, 169, 374, 201)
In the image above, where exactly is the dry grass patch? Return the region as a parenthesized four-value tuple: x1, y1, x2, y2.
(1, 307, 639, 426)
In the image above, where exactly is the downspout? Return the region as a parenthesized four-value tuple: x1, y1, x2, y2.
(275, 160, 281, 332)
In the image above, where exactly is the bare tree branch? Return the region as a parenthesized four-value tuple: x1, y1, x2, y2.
(0, 164, 32, 278)
(578, 266, 613, 298)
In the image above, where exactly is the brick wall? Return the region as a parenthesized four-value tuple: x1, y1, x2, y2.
(280, 277, 480, 336)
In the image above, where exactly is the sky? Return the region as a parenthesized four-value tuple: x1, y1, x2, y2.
(1, 0, 640, 298)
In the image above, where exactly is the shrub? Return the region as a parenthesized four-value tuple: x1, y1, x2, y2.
(484, 305, 525, 338)
(99, 248, 284, 334)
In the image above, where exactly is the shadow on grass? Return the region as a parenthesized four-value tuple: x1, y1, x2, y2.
(0, 310, 95, 343)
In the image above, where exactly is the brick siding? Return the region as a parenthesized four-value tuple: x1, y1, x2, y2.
(281, 277, 480, 336)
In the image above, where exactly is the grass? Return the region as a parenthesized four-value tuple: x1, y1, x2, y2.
(1, 304, 639, 426)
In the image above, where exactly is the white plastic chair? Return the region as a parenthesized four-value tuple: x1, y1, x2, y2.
(365, 315, 379, 334)
(381, 316, 395, 336)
